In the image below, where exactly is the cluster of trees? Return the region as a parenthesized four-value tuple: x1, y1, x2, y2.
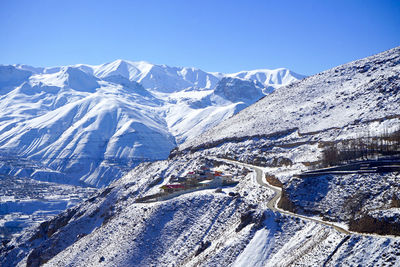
(321, 128, 400, 167)
(391, 193, 400, 208)
(349, 213, 400, 236)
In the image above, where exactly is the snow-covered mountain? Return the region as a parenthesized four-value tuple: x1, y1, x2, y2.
(0, 61, 304, 187)
(226, 68, 304, 94)
(180, 46, 400, 152)
(1, 47, 399, 267)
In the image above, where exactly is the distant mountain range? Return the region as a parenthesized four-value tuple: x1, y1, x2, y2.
(0, 60, 304, 186)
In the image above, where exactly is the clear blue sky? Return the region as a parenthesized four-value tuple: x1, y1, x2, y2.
(1, 0, 399, 75)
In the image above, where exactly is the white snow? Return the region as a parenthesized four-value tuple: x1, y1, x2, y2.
(2, 45, 398, 267)
(181, 46, 400, 151)
(0, 61, 302, 186)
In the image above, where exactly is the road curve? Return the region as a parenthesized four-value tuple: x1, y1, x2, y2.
(222, 159, 389, 237)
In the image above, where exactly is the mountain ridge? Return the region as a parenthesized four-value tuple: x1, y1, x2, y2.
(0, 60, 304, 187)
(13, 59, 305, 91)
(179, 46, 400, 151)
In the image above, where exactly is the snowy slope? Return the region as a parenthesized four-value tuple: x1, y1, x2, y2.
(0, 67, 176, 187)
(2, 150, 399, 267)
(181, 46, 400, 151)
(0, 61, 303, 186)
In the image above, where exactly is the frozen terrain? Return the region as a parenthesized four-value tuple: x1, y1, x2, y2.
(1, 47, 399, 266)
(0, 61, 303, 187)
(180, 46, 400, 151)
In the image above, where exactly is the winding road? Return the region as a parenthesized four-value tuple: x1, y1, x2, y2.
(223, 159, 398, 238)
(247, 162, 351, 234)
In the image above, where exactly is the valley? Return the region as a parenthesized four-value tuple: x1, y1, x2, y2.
(0, 175, 95, 243)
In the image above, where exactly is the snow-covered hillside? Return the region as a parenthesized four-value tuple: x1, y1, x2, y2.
(0, 61, 304, 187)
(180, 46, 400, 151)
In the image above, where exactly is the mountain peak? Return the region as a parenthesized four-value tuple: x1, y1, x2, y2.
(93, 59, 153, 81)
(60, 66, 99, 92)
(227, 68, 306, 88)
